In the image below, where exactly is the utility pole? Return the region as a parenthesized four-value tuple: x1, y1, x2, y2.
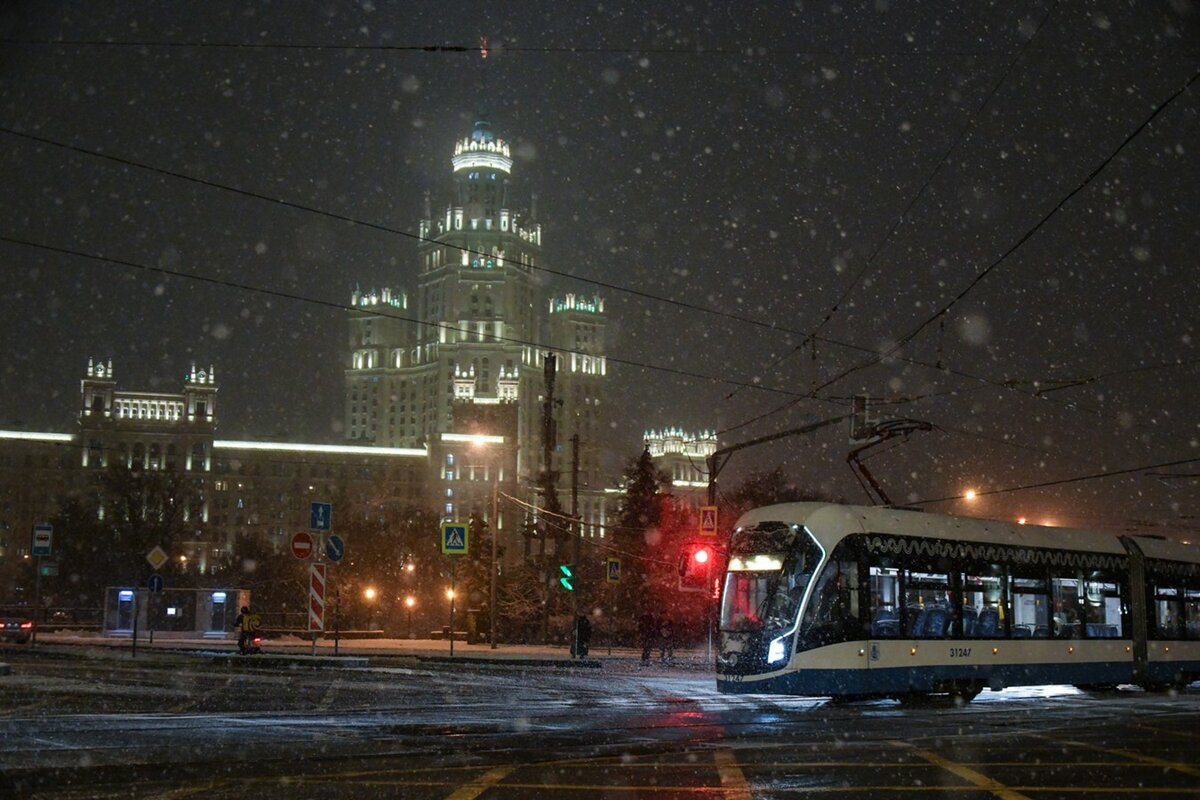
(570, 433, 580, 625)
(540, 354, 558, 644)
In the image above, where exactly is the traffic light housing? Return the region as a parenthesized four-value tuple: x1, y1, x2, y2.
(678, 544, 713, 592)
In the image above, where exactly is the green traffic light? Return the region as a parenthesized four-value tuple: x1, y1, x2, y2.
(559, 564, 574, 591)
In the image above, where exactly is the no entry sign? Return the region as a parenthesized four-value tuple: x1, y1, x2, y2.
(291, 531, 315, 560)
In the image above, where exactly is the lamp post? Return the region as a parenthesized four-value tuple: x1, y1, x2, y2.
(468, 434, 506, 651)
(363, 586, 377, 630)
(404, 595, 416, 639)
(490, 461, 499, 649)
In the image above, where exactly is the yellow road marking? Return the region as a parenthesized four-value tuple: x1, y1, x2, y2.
(894, 741, 1033, 800)
(1032, 734, 1200, 779)
(446, 765, 515, 800)
(714, 749, 753, 800)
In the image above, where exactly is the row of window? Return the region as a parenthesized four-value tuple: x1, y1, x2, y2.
(806, 547, 1200, 642)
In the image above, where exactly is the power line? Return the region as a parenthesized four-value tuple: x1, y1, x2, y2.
(724, 65, 1200, 435)
(840, 66, 1200, 384)
(908, 455, 1200, 507)
(728, 1, 1061, 401)
(0, 37, 1134, 59)
(7, 124, 1178, 448)
(0, 233, 826, 402)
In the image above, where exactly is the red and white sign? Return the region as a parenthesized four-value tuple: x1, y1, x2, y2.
(291, 531, 315, 560)
(309, 563, 327, 632)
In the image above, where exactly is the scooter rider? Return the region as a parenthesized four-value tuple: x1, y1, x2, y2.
(234, 605, 259, 654)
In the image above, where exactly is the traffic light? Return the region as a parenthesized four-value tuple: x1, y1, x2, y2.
(678, 544, 713, 592)
(559, 564, 574, 591)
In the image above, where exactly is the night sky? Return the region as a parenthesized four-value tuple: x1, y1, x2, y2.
(1, 2, 1197, 535)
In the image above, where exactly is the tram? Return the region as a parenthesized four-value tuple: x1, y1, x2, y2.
(715, 503, 1200, 701)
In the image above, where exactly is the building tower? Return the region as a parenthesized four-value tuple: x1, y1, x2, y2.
(344, 117, 611, 562)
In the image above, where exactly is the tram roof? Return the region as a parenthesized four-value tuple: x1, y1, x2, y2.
(734, 502, 1130, 556)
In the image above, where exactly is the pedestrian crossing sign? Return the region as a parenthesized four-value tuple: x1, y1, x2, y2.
(606, 558, 621, 583)
(699, 505, 718, 536)
(441, 522, 469, 555)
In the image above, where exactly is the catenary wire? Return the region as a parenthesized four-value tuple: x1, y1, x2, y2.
(726, 0, 1061, 401)
(722, 65, 1200, 435)
(908, 455, 1200, 507)
(4, 124, 1183, 450)
(0, 233, 838, 403)
(0, 37, 1161, 59)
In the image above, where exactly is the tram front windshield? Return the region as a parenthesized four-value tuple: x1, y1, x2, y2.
(720, 522, 823, 638)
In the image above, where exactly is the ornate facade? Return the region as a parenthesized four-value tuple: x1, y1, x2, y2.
(344, 119, 612, 561)
(0, 361, 429, 595)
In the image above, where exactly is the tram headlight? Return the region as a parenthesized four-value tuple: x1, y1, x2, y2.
(767, 636, 788, 665)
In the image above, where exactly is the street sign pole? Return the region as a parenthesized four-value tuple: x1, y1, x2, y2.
(449, 558, 456, 658)
(131, 589, 139, 659)
(31, 554, 42, 647)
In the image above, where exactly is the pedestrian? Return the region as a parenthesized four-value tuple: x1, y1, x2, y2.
(638, 611, 656, 664)
(659, 615, 674, 664)
(234, 605, 256, 654)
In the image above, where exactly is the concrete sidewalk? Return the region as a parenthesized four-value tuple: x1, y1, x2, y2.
(15, 632, 714, 673)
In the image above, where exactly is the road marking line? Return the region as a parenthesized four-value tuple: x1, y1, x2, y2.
(1032, 734, 1200, 778)
(714, 749, 753, 800)
(893, 741, 1033, 800)
(445, 765, 514, 800)
(318, 679, 341, 710)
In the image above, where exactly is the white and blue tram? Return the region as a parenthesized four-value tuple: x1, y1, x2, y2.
(715, 503, 1200, 700)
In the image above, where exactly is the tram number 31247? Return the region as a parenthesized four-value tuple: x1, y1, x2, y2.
(949, 647, 972, 658)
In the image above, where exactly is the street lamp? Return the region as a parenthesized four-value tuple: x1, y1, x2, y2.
(471, 436, 505, 650)
(404, 595, 416, 639)
(363, 586, 378, 629)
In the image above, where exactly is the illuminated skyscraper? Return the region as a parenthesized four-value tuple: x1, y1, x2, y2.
(345, 118, 611, 558)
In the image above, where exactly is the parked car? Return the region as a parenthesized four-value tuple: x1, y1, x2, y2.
(0, 617, 34, 644)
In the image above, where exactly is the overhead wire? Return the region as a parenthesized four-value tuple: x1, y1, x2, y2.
(721, 65, 1200, 435)
(4, 124, 1186, 451)
(2, 40, 1194, 503)
(0, 233, 824, 402)
(908, 455, 1200, 507)
(0, 37, 1147, 59)
(725, 0, 1061, 401)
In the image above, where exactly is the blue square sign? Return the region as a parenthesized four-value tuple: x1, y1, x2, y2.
(31, 523, 53, 556)
(441, 523, 469, 555)
(310, 501, 332, 532)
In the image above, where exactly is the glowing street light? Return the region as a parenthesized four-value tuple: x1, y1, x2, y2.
(964, 489, 977, 501)
(404, 595, 416, 639)
(363, 586, 377, 601)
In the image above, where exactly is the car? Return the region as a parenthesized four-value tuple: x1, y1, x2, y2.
(0, 617, 34, 644)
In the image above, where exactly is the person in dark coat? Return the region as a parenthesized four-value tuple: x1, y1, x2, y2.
(638, 611, 657, 664)
(659, 615, 675, 663)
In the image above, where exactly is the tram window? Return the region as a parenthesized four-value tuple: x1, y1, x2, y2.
(804, 559, 861, 643)
(1011, 576, 1050, 638)
(962, 573, 1003, 638)
(1152, 586, 1184, 639)
(1050, 575, 1084, 639)
(1185, 589, 1200, 641)
(869, 565, 901, 637)
(1083, 575, 1123, 638)
(903, 571, 951, 638)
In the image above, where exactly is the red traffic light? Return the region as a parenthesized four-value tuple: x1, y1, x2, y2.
(693, 547, 710, 564)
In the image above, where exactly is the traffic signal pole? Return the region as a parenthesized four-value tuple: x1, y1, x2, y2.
(571, 433, 580, 629)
